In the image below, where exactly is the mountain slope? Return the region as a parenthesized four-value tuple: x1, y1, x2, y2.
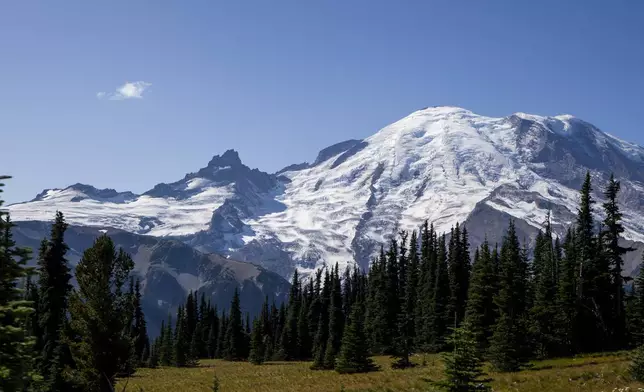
(12, 221, 290, 335)
(9, 106, 644, 277)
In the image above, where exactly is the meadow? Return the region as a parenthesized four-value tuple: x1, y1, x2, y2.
(118, 352, 644, 392)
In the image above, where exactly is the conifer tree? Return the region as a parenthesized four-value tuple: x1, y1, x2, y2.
(489, 221, 530, 372)
(279, 269, 301, 360)
(465, 240, 497, 352)
(249, 318, 265, 365)
(0, 176, 38, 391)
(630, 258, 644, 347)
(224, 288, 245, 361)
(448, 224, 470, 327)
(602, 174, 634, 349)
(555, 228, 578, 355)
(160, 316, 174, 366)
(215, 311, 228, 359)
(335, 301, 378, 374)
(416, 223, 436, 350)
(393, 231, 418, 369)
(37, 211, 73, 388)
(147, 338, 159, 368)
(131, 278, 149, 366)
(324, 264, 344, 369)
(365, 249, 388, 354)
(436, 322, 491, 392)
(207, 315, 219, 359)
(67, 234, 135, 391)
(530, 217, 559, 359)
(430, 234, 451, 352)
(631, 343, 644, 381)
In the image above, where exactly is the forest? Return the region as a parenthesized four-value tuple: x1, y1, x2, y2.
(3, 171, 644, 392)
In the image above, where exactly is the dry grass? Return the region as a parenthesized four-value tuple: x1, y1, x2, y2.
(117, 352, 644, 392)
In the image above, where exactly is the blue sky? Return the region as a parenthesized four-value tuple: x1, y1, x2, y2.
(1, 1, 643, 204)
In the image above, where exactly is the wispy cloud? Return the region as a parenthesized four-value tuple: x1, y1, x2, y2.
(97, 81, 152, 100)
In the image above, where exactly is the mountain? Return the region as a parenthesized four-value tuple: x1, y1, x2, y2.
(9, 106, 644, 278)
(12, 221, 290, 336)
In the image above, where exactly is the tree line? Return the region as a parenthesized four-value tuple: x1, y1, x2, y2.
(3, 171, 644, 391)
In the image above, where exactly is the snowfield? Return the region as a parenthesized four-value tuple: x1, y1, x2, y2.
(9, 106, 644, 276)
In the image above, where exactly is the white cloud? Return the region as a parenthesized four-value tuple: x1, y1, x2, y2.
(97, 81, 152, 100)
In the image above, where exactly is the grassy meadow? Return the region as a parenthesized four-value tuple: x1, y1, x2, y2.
(118, 352, 644, 392)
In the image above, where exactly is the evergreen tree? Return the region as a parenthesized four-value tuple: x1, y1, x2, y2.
(324, 264, 344, 369)
(365, 248, 389, 354)
(416, 222, 436, 350)
(436, 322, 491, 392)
(384, 239, 400, 354)
(448, 224, 470, 327)
(67, 234, 135, 392)
(631, 343, 644, 381)
(393, 231, 418, 369)
(630, 257, 644, 347)
(555, 228, 578, 355)
(188, 325, 200, 366)
(37, 211, 74, 389)
(224, 288, 245, 361)
(207, 314, 219, 359)
(335, 301, 378, 374)
(0, 176, 39, 391)
(248, 318, 265, 365)
(602, 174, 634, 349)
(174, 306, 189, 367)
(160, 317, 174, 366)
(530, 217, 559, 359)
(464, 240, 497, 352)
(489, 221, 531, 372)
(147, 338, 159, 368)
(430, 234, 451, 352)
(215, 311, 228, 359)
(131, 278, 149, 366)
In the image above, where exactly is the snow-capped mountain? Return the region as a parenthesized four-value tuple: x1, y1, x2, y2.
(9, 106, 644, 278)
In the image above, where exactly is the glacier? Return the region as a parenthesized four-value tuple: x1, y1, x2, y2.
(9, 106, 644, 278)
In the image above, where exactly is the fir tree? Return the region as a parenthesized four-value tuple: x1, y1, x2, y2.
(631, 344, 644, 381)
(335, 301, 378, 374)
(436, 322, 491, 392)
(448, 224, 470, 327)
(37, 211, 73, 389)
(215, 311, 228, 359)
(0, 176, 39, 391)
(530, 217, 559, 359)
(67, 234, 135, 392)
(160, 317, 174, 366)
(393, 230, 418, 369)
(430, 234, 451, 352)
(602, 174, 634, 349)
(488, 221, 531, 372)
(464, 240, 497, 352)
(224, 288, 245, 361)
(416, 222, 436, 350)
(279, 270, 301, 360)
(207, 316, 219, 359)
(131, 278, 149, 366)
(555, 228, 578, 355)
(324, 264, 344, 369)
(174, 306, 189, 367)
(249, 318, 265, 365)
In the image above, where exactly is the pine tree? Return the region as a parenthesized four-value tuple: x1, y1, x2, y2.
(602, 174, 634, 349)
(448, 224, 470, 327)
(365, 248, 389, 354)
(393, 231, 418, 369)
(67, 234, 135, 391)
(631, 257, 644, 347)
(215, 311, 228, 359)
(322, 264, 345, 369)
(131, 278, 149, 366)
(416, 222, 437, 350)
(489, 221, 531, 372)
(631, 343, 644, 381)
(436, 322, 491, 392)
(465, 240, 497, 352)
(0, 176, 39, 391)
(224, 288, 245, 361)
(530, 216, 559, 359)
(249, 318, 265, 365)
(37, 211, 74, 389)
(147, 338, 160, 368)
(174, 306, 189, 367)
(207, 316, 219, 359)
(555, 228, 578, 355)
(335, 301, 378, 374)
(160, 316, 174, 366)
(384, 239, 400, 354)
(430, 234, 451, 352)
(188, 325, 200, 367)
(279, 270, 301, 360)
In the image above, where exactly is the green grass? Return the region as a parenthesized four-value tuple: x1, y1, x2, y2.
(117, 352, 644, 392)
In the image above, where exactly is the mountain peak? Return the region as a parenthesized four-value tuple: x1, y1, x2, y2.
(207, 149, 242, 168)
